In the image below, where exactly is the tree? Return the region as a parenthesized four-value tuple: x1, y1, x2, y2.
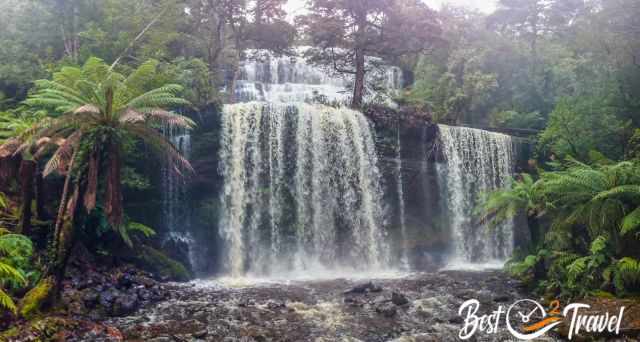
(0, 110, 51, 235)
(19, 57, 194, 312)
(298, 0, 441, 107)
(489, 0, 585, 58)
(184, 0, 294, 103)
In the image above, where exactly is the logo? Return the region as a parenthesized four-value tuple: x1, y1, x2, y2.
(458, 299, 625, 340)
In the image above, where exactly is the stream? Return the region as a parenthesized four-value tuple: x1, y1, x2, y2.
(104, 270, 545, 342)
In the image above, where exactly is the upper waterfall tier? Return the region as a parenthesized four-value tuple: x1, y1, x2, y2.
(234, 49, 403, 105)
(437, 125, 516, 267)
(219, 102, 391, 276)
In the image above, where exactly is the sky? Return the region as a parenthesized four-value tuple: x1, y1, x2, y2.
(284, 0, 498, 18)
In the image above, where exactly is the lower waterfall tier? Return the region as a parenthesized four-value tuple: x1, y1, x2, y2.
(219, 102, 391, 276)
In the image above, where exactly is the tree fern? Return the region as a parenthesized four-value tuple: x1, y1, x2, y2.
(614, 257, 640, 294)
(621, 207, 640, 236)
(26, 57, 195, 227)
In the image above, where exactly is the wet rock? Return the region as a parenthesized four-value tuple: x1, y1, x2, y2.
(376, 303, 398, 317)
(344, 281, 381, 294)
(193, 329, 208, 338)
(112, 294, 139, 316)
(476, 290, 492, 304)
(266, 300, 286, 310)
(137, 287, 152, 301)
(492, 294, 511, 303)
(82, 289, 100, 309)
(448, 315, 464, 324)
(99, 287, 121, 309)
(392, 292, 409, 306)
(117, 273, 135, 289)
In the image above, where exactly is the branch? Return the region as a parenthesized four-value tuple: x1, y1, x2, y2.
(110, 6, 169, 71)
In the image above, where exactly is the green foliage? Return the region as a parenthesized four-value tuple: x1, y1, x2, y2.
(614, 257, 640, 295)
(539, 98, 630, 161)
(478, 174, 540, 222)
(26, 56, 194, 229)
(490, 110, 545, 130)
(494, 159, 640, 298)
(135, 245, 191, 282)
(0, 228, 33, 314)
(118, 221, 156, 248)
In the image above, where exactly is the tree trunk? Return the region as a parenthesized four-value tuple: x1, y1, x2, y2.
(352, 47, 366, 108)
(351, 11, 367, 108)
(17, 159, 36, 236)
(34, 164, 47, 221)
(20, 154, 77, 318)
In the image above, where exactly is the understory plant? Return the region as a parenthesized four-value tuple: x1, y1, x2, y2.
(480, 157, 640, 298)
(17, 56, 194, 312)
(0, 228, 34, 314)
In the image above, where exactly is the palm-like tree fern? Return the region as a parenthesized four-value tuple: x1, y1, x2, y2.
(497, 159, 640, 298)
(0, 109, 51, 234)
(21, 57, 195, 307)
(540, 160, 640, 243)
(477, 173, 541, 226)
(25, 57, 194, 227)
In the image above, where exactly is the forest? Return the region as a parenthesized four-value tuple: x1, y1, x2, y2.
(0, 0, 639, 340)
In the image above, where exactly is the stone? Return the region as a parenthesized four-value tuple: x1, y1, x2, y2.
(192, 329, 208, 338)
(448, 315, 464, 324)
(492, 294, 511, 303)
(82, 289, 100, 309)
(98, 287, 120, 309)
(344, 281, 381, 294)
(376, 303, 398, 318)
(392, 292, 409, 306)
(112, 294, 139, 316)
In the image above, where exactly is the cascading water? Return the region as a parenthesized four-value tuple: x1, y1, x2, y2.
(219, 102, 390, 276)
(235, 50, 403, 106)
(395, 124, 409, 269)
(437, 125, 515, 267)
(161, 126, 198, 271)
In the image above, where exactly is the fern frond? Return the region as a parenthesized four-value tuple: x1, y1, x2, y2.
(621, 207, 640, 236)
(0, 288, 17, 314)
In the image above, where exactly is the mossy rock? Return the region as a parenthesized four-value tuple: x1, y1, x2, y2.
(134, 245, 192, 282)
(19, 276, 55, 320)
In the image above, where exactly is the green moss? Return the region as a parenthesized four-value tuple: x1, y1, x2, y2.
(136, 245, 192, 282)
(19, 276, 54, 320)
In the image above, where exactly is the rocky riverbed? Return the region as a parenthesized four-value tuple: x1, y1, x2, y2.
(101, 270, 535, 341)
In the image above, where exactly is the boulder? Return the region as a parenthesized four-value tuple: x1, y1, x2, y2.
(376, 303, 398, 318)
(392, 292, 409, 306)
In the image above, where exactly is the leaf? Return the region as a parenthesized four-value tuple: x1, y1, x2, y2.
(621, 207, 640, 236)
(128, 222, 156, 238)
(0, 288, 17, 314)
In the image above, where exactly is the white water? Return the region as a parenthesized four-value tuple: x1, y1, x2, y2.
(219, 102, 391, 277)
(396, 124, 409, 269)
(437, 125, 515, 266)
(235, 49, 403, 105)
(161, 126, 198, 271)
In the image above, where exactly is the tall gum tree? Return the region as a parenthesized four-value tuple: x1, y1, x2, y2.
(298, 0, 442, 108)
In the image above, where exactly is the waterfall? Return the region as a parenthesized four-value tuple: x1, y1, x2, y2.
(396, 124, 409, 269)
(235, 49, 403, 106)
(437, 125, 515, 266)
(219, 102, 390, 276)
(162, 126, 198, 271)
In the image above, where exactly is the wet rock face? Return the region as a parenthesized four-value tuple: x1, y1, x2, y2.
(97, 271, 532, 341)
